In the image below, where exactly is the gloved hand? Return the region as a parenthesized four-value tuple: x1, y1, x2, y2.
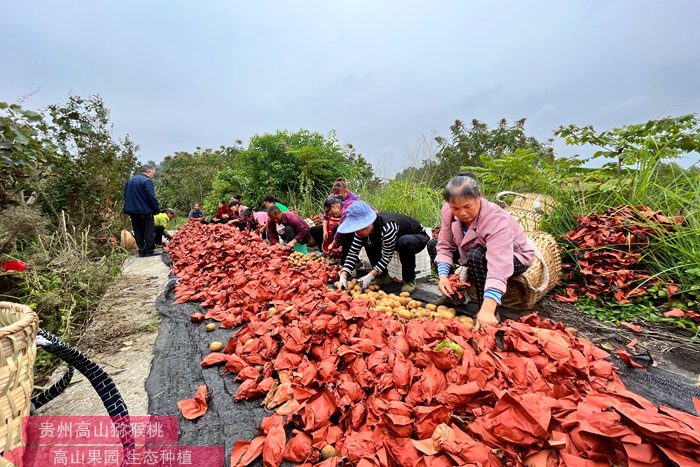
(358, 273, 374, 292)
(339, 274, 349, 290)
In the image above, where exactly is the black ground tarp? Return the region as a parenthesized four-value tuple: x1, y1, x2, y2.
(146, 254, 700, 466)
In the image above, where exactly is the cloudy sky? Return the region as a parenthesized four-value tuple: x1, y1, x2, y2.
(3, 1, 699, 176)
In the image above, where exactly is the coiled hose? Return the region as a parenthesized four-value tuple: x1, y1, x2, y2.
(32, 329, 134, 466)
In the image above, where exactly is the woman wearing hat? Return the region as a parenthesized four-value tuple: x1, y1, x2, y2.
(338, 201, 430, 293)
(434, 173, 535, 329)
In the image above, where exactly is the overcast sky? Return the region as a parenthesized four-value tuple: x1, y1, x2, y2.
(3, 1, 699, 176)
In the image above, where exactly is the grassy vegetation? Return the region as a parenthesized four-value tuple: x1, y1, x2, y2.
(2, 224, 127, 380)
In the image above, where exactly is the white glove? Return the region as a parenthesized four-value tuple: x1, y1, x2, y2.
(339, 274, 349, 290)
(358, 273, 374, 292)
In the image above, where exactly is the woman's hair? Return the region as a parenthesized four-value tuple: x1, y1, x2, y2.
(264, 194, 279, 203)
(231, 194, 241, 201)
(331, 177, 348, 194)
(241, 208, 253, 218)
(218, 200, 225, 206)
(443, 172, 481, 202)
(229, 201, 240, 208)
(323, 196, 342, 213)
(267, 204, 282, 216)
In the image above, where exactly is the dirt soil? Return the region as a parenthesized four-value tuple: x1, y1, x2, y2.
(37, 255, 170, 416)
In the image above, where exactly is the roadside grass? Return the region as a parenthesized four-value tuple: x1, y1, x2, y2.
(9, 228, 126, 381)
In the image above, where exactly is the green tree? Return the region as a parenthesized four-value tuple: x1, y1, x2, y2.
(41, 95, 138, 232)
(398, 118, 551, 187)
(155, 144, 242, 212)
(555, 115, 700, 205)
(207, 130, 375, 213)
(0, 102, 64, 208)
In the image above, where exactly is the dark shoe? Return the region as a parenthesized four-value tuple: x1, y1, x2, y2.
(401, 281, 416, 293)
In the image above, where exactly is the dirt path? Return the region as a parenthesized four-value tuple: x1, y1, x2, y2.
(37, 255, 169, 416)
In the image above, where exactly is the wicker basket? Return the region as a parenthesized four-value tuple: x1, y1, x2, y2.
(120, 229, 136, 251)
(508, 192, 557, 214)
(504, 206, 543, 231)
(466, 231, 561, 310)
(0, 302, 38, 456)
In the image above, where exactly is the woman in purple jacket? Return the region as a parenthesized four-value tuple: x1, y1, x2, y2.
(434, 173, 535, 329)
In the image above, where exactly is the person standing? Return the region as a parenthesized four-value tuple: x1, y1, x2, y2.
(123, 165, 160, 257)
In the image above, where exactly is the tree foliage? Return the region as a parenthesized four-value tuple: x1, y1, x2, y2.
(207, 130, 375, 213)
(41, 96, 138, 231)
(0, 102, 64, 208)
(155, 145, 242, 212)
(397, 118, 551, 187)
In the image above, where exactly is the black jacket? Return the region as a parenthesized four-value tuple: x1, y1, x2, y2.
(123, 174, 160, 215)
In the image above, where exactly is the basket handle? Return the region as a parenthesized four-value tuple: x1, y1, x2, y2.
(495, 191, 526, 205)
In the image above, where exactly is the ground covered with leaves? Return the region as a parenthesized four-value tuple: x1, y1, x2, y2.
(166, 222, 700, 467)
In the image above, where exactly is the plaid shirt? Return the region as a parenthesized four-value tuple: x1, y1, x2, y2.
(268, 212, 311, 245)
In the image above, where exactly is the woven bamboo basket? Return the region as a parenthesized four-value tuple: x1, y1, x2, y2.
(504, 206, 543, 231)
(466, 231, 561, 310)
(120, 229, 136, 251)
(509, 192, 557, 214)
(0, 302, 38, 456)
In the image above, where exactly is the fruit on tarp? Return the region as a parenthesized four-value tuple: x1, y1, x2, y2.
(167, 221, 700, 467)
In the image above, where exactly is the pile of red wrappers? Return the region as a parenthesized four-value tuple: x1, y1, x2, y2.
(169, 222, 700, 467)
(555, 205, 683, 304)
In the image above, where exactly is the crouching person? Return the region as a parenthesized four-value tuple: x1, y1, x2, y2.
(435, 173, 535, 329)
(154, 209, 175, 246)
(267, 205, 311, 253)
(337, 201, 429, 293)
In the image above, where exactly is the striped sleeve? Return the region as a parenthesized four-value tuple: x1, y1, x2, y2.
(373, 222, 399, 275)
(437, 262, 451, 277)
(341, 234, 364, 276)
(483, 288, 503, 304)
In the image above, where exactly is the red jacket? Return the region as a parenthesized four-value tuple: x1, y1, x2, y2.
(214, 205, 232, 219)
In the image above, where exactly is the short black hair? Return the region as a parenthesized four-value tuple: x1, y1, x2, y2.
(267, 204, 282, 216)
(264, 194, 279, 203)
(324, 196, 342, 213)
(241, 208, 253, 218)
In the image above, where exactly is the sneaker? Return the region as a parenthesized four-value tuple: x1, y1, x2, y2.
(401, 281, 416, 293)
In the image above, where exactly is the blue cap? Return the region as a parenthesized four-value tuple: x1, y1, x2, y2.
(337, 201, 376, 233)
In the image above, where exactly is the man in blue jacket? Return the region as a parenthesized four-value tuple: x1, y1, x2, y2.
(123, 165, 160, 257)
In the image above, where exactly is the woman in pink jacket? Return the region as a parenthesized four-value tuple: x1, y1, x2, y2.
(434, 173, 535, 329)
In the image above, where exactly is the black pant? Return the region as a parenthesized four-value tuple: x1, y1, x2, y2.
(309, 225, 339, 249)
(427, 237, 460, 273)
(365, 231, 430, 282)
(130, 214, 155, 256)
(279, 225, 295, 243)
(154, 226, 165, 246)
(466, 245, 529, 303)
(309, 225, 323, 247)
(339, 232, 354, 264)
